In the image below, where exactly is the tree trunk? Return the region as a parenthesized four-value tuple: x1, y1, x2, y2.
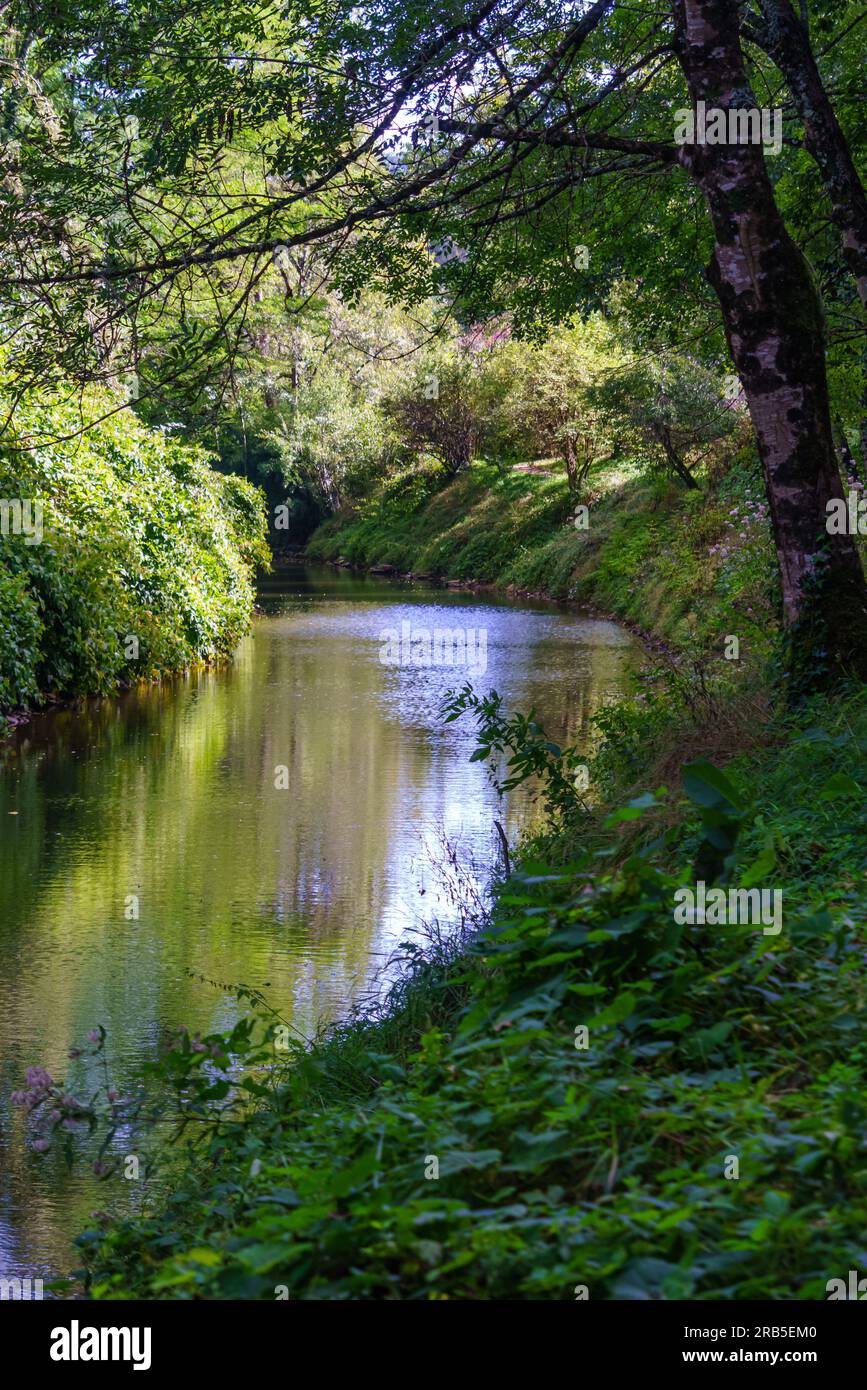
(755, 0, 867, 309)
(563, 436, 578, 493)
(674, 0, 867, 689)
(655, 422, 699, 489)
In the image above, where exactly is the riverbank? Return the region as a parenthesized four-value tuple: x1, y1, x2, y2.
(69, 458, 867, 1299)
(306, 455, 779, 661)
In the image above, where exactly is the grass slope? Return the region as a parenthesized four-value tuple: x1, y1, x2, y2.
(307, 455, 778, 652)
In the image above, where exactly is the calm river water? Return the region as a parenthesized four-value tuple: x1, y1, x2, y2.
(0, 564, 639, 1286)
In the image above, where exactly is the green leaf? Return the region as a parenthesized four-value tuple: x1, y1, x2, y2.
(739, 844, 776, 887)
(603, 791, 659, 827)
(586, 991, 637, 1028)
(682, 759, 741, 811)
(819, 772, 860, 799)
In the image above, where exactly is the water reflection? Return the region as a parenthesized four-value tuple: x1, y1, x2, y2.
(0, 565, 638, 1282)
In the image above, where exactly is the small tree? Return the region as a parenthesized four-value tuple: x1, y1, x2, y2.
(503, 317, 623, 493)
(270, 361, 397, 508)
(384, 354, 484, 477)
(590, 356, 740, 489)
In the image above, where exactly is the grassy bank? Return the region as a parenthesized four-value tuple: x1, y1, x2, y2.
(28, 449, 867, 1299)
(0, 386, 269, 730)
(306, 454, 779, 656)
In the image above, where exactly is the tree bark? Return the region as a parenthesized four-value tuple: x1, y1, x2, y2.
(673, 0, 867, 688)
(754, 0, 867, 309)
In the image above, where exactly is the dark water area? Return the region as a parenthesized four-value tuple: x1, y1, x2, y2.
(0, 564, 640, 1286)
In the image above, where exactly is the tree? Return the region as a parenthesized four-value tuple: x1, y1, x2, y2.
(384, 350, 484, 477)
(671, 0, 865, 683)
(591, 353, 740, 490)
(270, 357, 398, 508)
(502, 316, 621, 492)
(748, 0, 867, 310)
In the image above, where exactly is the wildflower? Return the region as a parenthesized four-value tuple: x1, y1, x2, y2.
(25, 1066, 53, 1090)
(32, 1139, 50, 1153)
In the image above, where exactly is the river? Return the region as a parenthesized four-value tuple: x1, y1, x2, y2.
(0, 563, 639, 1288)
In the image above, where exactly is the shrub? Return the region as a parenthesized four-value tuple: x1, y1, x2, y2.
(0, 383, 269, 714)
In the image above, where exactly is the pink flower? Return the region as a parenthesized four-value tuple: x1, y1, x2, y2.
(32, 1139, 50, 1153)
(86, 1029, 101, 1044)
(25, 1067, 53, 1091)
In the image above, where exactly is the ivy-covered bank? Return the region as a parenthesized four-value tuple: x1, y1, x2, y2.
(45, 451, 867, 1301)
(0, 388, 269, 728)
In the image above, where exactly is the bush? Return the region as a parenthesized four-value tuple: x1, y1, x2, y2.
(0, 383, 269, 714)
